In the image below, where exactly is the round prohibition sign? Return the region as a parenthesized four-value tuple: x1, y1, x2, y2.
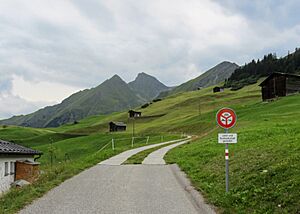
(216, 108, 237, 129)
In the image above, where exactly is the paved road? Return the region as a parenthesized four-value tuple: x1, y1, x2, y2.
(99, 138, 186, 165)
(20, 138, 215, 214)
(142, 140, 189, 165)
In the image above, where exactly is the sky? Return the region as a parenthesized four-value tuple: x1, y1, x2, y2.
(0, 0, 300, 119)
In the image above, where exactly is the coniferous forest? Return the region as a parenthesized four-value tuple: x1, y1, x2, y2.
(225, 48, 300, 90)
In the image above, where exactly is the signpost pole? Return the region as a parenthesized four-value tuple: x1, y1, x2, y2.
(132, 118, 135, 138)
(225, 129, 229, 192)
(217, 108, 237, 193)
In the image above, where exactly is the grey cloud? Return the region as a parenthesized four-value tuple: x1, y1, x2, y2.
(213, 0, 300, 29)
(0, 0, 299, 98)
(0, 93, 53, 119)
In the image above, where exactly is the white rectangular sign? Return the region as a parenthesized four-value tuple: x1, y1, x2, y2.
(218, 133, 237, 144)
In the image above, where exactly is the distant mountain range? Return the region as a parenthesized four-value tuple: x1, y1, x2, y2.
(158, 61, 239, 98)
(0, 61, 239, 128)
(0, 73, 168, 128)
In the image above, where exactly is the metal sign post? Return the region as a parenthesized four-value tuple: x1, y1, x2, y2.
(216, 108, 237, 193)
(225, 129, 229, 192)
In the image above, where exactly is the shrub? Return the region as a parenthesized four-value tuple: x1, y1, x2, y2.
(141, 103, 150, 108)
(152, 98, 162, 102)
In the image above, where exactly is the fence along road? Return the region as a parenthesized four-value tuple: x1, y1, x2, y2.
(20, 137, 215, 214)
(99, 138, 188, 165)
(142, 139, 190, 165)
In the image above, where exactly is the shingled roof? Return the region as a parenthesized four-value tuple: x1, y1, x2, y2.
(109, 121, 127, 126)
(259, 72, 300, 86)
(0, 139, 42, 155)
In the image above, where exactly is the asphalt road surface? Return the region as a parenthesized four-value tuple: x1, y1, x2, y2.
(142, 140, 189, 165)
(99, 138, 186, 165)
(19, 138, 215, 214)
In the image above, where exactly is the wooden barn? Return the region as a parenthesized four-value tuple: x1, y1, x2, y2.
(109, 122, 126, 132)
(213, 86, 224, 93)
(128, 110, 142, 118)
(259, 72, 300, 101)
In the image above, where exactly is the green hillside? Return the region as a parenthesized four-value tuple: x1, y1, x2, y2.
(0, 75, 142, 128)
(1, 80, 299, 213)
(225, 48, 300, 90)
(0, 73, 170, 128)
(158, 61, 239, 98)
(165, 94, 300, 213)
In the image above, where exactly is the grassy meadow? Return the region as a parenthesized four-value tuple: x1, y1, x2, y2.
(165, 92, 300, 213)
(0, 80, 299, 213)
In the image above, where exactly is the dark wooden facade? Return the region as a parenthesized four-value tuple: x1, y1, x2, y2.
(109, 122, 126, 132)
(259, 72, 300, 101)
(128, 110, 142, 118)
(213, 87, 224, 93)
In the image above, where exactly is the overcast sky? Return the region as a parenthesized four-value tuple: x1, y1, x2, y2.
(0, 0, 300, 119)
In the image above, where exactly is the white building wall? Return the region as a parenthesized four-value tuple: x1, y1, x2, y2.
(0, 155, 34, 195)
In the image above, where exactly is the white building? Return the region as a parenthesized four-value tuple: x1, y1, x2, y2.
(0, 139, 42, 195)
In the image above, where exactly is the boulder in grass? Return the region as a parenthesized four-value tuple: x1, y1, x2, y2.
(11, 180, 30, 188)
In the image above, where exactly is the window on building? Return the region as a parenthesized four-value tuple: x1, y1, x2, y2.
(4, 162, 9, 176)
(10, 162, 15, 175)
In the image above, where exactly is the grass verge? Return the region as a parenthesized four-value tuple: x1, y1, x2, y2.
(165, 95, 300, 213)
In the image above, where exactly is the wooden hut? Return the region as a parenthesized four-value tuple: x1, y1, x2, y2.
(259, 72, 300, 101)
(213, 86, 224, 93)
(109, 122, 126, 132)
(128, 110, 142, 118)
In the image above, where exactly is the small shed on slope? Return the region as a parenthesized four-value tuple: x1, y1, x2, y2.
(109, 122, 127, 132)
(259, 72, 300, 101)
(128, 110, 142, 118)
(0, 140, 42, 194)
(213, 86, 224, 93)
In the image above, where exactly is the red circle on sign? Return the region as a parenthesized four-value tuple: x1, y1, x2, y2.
(216, 108, 237, 129)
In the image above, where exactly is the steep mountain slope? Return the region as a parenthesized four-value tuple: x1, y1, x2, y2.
(225, 48, 300, 90)
(158, 61, 239, 98)
(128, 72, 169, 101)
(0, 75, 142, 128)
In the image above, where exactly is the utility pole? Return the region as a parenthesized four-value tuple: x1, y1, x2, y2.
(198, 101, 201, 117)
(132, 118, 135, 138)
(50, 137, 53, 170)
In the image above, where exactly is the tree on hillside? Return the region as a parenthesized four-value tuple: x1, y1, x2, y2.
(224, 48, 300, 90)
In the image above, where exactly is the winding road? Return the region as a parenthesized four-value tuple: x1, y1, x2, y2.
(19, 138, 215, 214)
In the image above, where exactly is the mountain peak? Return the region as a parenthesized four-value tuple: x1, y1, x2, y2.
(157, 61, 239, 98)
(129, 72, 169, 101)
(135, 72, 153, 79)
(110, 74, 123, 81)
(138, 72, 147, 76)
(218, 61, 239, 67)
(0, 73, 141, 128)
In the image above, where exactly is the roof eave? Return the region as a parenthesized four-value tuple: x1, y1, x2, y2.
(0, 152, 43, 156)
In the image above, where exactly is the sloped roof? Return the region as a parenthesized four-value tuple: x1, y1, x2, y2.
(0, 139, 42, 155)
(109, 121, 126, 126)
(128, 110, 142, 113)
(259, 72, 300, 86)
